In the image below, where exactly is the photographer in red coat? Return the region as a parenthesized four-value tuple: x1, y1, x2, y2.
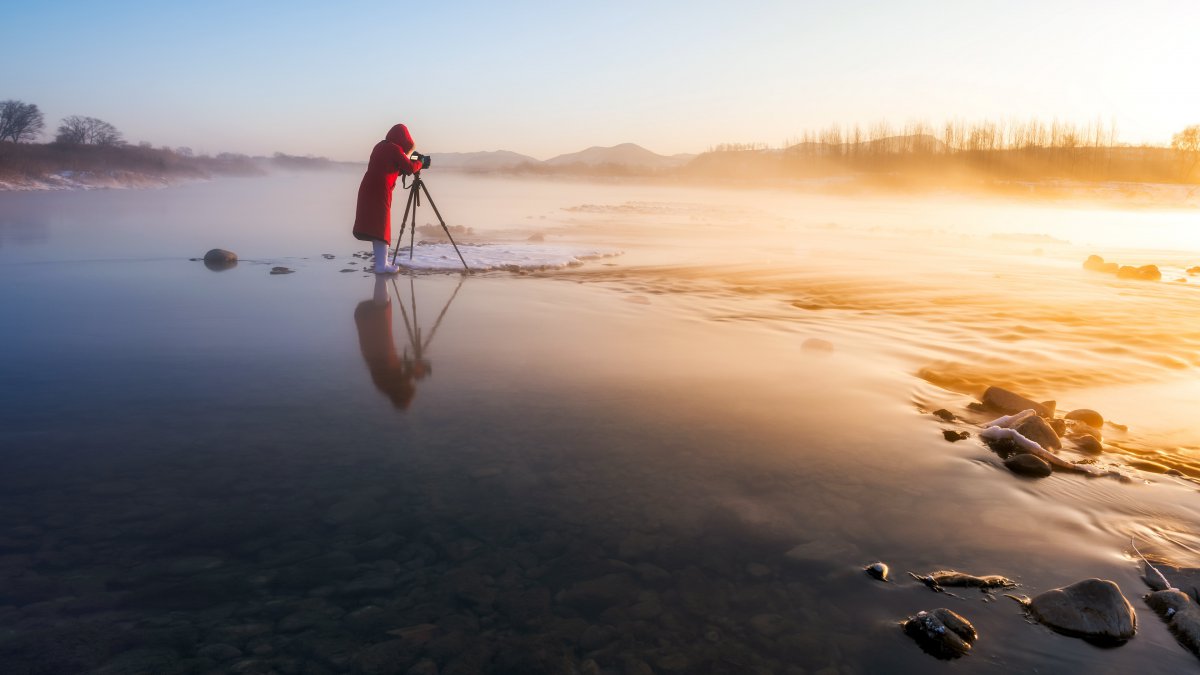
(353, 123, 421, 274)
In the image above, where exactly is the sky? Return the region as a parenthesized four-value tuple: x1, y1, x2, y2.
(2, 0, 1197, 161)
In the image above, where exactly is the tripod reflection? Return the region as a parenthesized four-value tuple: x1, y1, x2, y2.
(354, 274, 464, 410)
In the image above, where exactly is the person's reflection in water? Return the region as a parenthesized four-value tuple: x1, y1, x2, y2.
(355, 276, 429, 410)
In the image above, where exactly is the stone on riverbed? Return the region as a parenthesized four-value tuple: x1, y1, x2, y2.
(902, 608, 977, 658)
(981, 386, 1054, 417)
(1005, 453, 1053, 478)
(1027, 578, 1137, 642)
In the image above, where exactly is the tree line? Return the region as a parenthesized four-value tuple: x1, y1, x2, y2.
(699, 117, 1200, 184)
(1, 99, 124, 146)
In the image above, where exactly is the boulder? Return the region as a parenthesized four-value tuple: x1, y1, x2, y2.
(1013, 414, 1062, 450)
(1083, 255, 1110, 272)
(981, 386, 1053, 417)
(1028, 578, 1137, 642)
(1145, 590, 1200, 657)
(902, 608, 977, 658)
(1005, 454, 1052, 478)
(1189, 266, 1200, 276)
(943, 430, 969, 442)
(269, 266, 294, 275)
(1065, 409, 1104, 428)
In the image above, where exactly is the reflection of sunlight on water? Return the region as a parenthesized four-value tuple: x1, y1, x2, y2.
(549, 191, 1200, 474)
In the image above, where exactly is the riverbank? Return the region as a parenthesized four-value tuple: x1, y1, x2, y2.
(0, 141, 351, 192)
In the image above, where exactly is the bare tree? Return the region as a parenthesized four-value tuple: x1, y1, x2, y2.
(1173, 125, 1200, 179)
(0, 100, 46, 142)
(55, 115, 124, 146)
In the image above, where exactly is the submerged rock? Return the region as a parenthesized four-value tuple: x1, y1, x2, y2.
(943, 430, 969, 442)
(1005, 454, 1052, 477)
(981, 386, 1053, 417)
(911, 570, 1016, 590)
(801, 338, 835, 353)
(270, 266, 294, 275)
(1146, 590, 1200, 657)
(902, 608, 977, 658)
(932, 409, 955, 422)
(1028, 578, 1137, 642)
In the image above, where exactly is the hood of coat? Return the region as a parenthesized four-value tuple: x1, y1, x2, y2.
(385, 124, 414, 154)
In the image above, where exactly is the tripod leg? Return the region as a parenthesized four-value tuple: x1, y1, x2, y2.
(409, 187, 419, 260)
(391, 183, 418, 265)
(417, 181, 470, 273)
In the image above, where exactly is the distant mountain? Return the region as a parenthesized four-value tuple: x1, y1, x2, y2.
(430, 150, 540, 170)
(545, 143, 693, 169)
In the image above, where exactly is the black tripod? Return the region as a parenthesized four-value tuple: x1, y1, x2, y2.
(390, 173, 470, 272)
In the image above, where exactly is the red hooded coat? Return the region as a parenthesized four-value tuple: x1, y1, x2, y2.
(352, 124, 420, 244)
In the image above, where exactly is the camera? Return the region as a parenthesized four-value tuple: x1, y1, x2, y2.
(410, 151, 431, 169)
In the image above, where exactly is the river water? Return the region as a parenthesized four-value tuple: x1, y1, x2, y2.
(1, 169, 1199, 673)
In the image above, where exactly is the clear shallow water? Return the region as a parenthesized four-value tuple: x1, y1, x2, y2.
(1, 173, 1200, 673)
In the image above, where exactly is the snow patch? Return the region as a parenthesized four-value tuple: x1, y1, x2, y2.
(392, 242, 620, 272)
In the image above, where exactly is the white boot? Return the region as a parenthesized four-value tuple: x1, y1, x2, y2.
(372, 241, 400, 274)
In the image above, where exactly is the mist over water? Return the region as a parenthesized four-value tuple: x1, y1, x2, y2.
(2, 172, 1200, 673)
